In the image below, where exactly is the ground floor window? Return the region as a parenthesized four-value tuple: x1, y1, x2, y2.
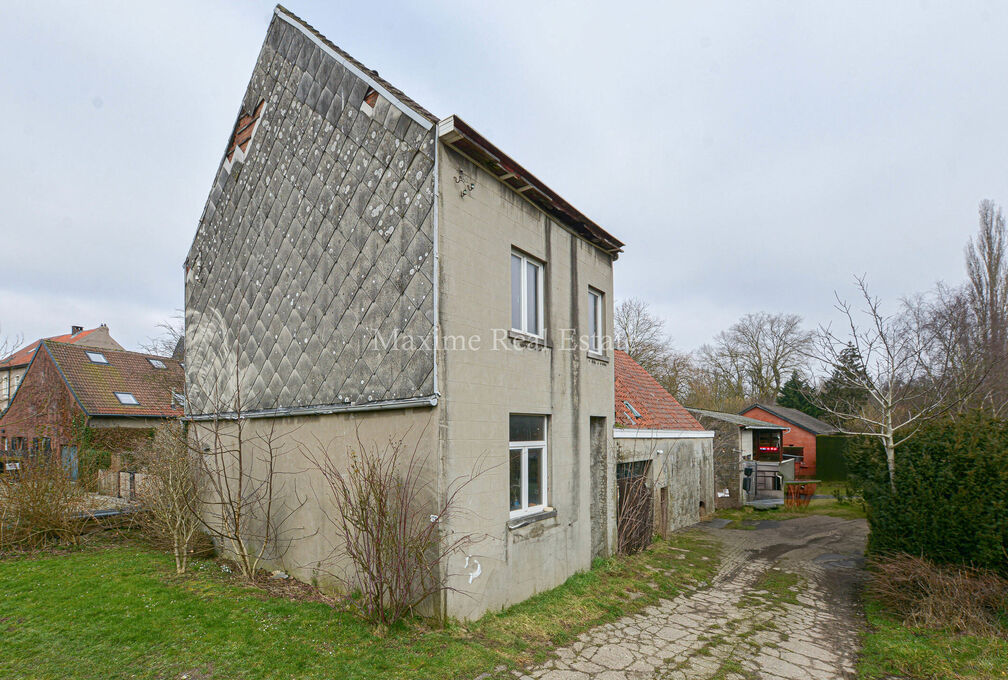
(509, 414, 547, 517)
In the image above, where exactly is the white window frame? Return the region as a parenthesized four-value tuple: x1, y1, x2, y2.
(86, 351, 108, 364)
(511, 250, 545, 338)
(114, 392, 139, 405)
(588, 287, 603, 354)
(509, 416, 548, 518)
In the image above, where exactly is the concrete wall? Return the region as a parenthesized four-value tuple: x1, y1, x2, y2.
(614, 434, 715, 534)
(190, 406, 439, 593)
(435, 143, 616, 619)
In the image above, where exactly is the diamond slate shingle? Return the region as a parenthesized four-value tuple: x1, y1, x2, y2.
(184, 6, 436, 416)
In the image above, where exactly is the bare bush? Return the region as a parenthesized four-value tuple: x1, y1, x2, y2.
(0, 455, 88, 551)
(305, 430, 483, 627)
(616, 466, 653, 555)
(133, 424, 201, 573)
(868, 553, 1008, 636)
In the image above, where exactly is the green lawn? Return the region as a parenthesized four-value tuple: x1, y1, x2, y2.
(858, 600, 1008, 680)
(715, 496, 866, 527)
(0, 532, 719, 680)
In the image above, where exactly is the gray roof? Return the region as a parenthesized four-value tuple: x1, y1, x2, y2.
(686, 408, 789, 430)
(742, 404, 839, 435)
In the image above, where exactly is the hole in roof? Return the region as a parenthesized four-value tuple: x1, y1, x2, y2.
(86, 351, 108, 364)
(114, 392, 139, 405)
(148, 358, 167, 369)
(363, 87, 378, 108)
(623, 400, 642, 419)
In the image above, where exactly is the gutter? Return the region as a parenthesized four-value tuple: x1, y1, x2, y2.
(185, 394, 438, 421)
(613, 428, 715, 439)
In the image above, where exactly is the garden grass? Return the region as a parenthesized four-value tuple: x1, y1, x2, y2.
(0, 531, 719, 680)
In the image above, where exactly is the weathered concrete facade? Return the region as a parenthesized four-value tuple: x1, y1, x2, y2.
(184, 6, 623, 620)
(614, 432, 715, 534)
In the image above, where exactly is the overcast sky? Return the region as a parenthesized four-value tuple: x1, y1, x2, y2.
(2, 1, 1007, 355)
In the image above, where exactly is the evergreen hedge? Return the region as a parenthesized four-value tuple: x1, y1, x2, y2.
(849, 412, 1008, 577)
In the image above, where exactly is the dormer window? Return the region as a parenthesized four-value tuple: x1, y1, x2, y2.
(148, 358, 167, 369)
(86, 351, 108, 365)
(114, 392, 139, 405)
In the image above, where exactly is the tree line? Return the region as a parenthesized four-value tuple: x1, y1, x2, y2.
(617, 200, 1008, 487)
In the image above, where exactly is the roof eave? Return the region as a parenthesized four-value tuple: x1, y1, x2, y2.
(437, 115, 624, 257)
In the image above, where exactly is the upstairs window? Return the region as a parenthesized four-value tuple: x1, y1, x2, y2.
(588, 288, 603, 353)
(114, 392, 139, 405)
(511, 251, 544, 337)
(509, 414, 548, 517)
(86, 351, 108, 364)
(147, 358, 167, 369)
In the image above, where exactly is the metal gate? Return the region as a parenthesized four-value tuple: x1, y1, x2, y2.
(616, 461, 653, 554)
(61, 446, 78, 481)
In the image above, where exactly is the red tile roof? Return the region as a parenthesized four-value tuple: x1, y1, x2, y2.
(1, 327, 104, 369)
(615, 350, 704, 431)
(42, 341, 183, 418)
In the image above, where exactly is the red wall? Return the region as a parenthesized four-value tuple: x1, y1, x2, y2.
(0, 349, 82, 453)
(742, 406, 818, 477)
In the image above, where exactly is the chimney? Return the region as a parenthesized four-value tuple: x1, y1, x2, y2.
(71, 325, 83, 335)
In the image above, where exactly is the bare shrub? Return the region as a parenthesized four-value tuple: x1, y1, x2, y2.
(132, 424, 201, 573)
(616, 465, 653, 555)
(305, 430, 483, 627)
(868, 553, 1008, 635)
(0, 455, 88, 551)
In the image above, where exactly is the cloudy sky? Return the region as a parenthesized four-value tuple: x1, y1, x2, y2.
(2, 1, 1006, 355)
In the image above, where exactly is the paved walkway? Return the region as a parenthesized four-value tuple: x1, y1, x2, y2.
(513, 515, 868, 680)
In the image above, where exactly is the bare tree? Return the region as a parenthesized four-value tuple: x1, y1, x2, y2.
(614, 298, 674, 374)
(698, 312, 812, 404)
(303, 428, 486, 627)
(140, 310, 183, 358)
(133, 423, 200, 574)
(966, 200, 1008, 363)
(186, 363, 304, 580)
(809, 277, 976, 490)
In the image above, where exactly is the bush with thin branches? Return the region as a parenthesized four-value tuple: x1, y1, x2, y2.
(0, 454, 88, 551)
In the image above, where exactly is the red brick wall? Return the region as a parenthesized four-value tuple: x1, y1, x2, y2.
(742, 406, 818, 477)
(0, 348, 83, 453)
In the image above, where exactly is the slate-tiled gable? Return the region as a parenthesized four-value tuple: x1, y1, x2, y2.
(615, 350, 704, 431)
(185, 6, 437, 416)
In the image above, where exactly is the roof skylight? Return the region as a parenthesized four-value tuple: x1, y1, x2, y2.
(86, 351, 108, 364)
(114, 392, 139, 405)
(148, 358, 167, 369)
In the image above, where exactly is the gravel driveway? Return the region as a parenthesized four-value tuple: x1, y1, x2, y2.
(513, 515, 869, 680)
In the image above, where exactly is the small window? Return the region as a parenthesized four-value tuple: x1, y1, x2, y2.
(623, 400, 642, 419)
(86, 351, 108, 364)
(588, 288, 603, 353)
(510, 251, 544, 337)
(509, 414, 548, 517)
(148, 358, 167, 369)
(114, 392, 139, 405)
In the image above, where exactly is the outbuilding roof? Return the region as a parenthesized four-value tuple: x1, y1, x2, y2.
(615, 350, 704, 431)
(686, 407, 790, 431)
(41, 341, 184, 418)
(741, 403, 839, 435)
(1, 326, 106, 369)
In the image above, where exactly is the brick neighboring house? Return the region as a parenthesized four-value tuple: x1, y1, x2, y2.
(740, 403, 838, 476)
(0, 341, 183, 474)
(0, 324, 123, 411)
(613, 351, 714, 535)
(185, 5, 624, 619)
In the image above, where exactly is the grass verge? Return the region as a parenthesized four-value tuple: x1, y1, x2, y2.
(858, 599, 1008, 680)
(0, 531, 719, 680)
(715, 496, 866, 528)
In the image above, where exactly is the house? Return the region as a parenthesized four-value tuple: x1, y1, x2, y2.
(687, 408, 789, 508)
(740, 403, 838, 476)
(0, 324, 122, 411)
(184, 6, 623, 619)
(0, 341, 183, 476)
(613, 351, 714, 538)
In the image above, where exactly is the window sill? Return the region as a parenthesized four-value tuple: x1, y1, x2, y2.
(507, 330, 551, 349)
(507, 507, 557, 529)
(586, 351, 608, 364)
